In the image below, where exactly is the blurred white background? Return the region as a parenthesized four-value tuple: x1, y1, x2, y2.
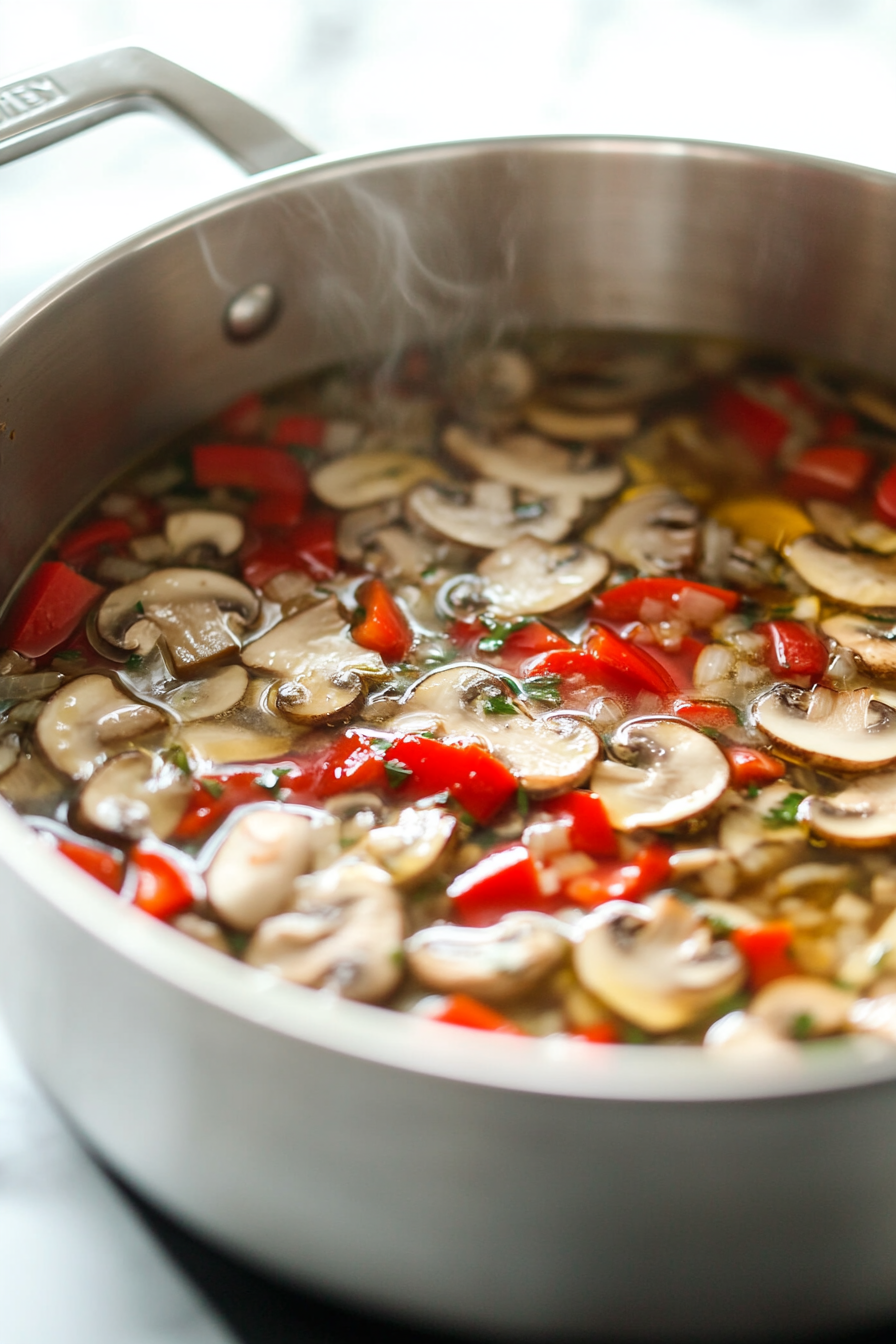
(2, 1, 896, 311)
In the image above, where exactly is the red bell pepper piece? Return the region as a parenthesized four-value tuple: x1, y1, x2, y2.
(644, 635, 705, 692)
(542, 791, 617, 860)
(571, 1022, 621, 1045)
(875, 464, 896, 528)
(352, 579, 413, 662)
(426, 993, 525, 1035)
(783, 445, 871, 501)
(57, 517, 133, 566)
(385, 735, 517, 825)
(173, 771, 268, 839)
(822, 410, 857, 439)
(673, 698, 739, 732)
(193, 444, 306, 496)
(593, 578, 737, 625)
(732, 920, 796, 990)
(585, 625, 679, 698)
(563, 843, 672, 909)
(247, 493, 305, 529)
(722, 744, 785, 790)
(712, 385, 791, 461)
(755, 619, 828, 680)
(131, 849, 195, 921)
(448, 617, 572, 671)
(272, 415, 326, 448)
(240, 513, 338, 588)
(448, 844, 543, 924)
(57, 839, 123, 892)
(316, 732, 389, 797)
(2, 562, 104, 658)
(216, 392, 264, 437)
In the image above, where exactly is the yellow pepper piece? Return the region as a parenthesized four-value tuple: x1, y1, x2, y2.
(713, 496, 813, 552)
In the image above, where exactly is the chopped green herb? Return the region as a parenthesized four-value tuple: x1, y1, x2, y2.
(792, 1012, 815, 1040)
(134, 600, 145, 615)
(384, 759, 413, 788)
(420, 565, 438, 580)
(166, 745, 192, 775)
(747, 782, 760, 799)
(619, 1023, 650, 1045)
(700, 726, 721, 740)
(763, 791, 806, 829)
(522, 674, 562, 706)
(272, 766, 292, 779)
(390, 947, 406, 966)
(198, 777, 225, 799)
(227, 931, 251, 956)
(55, 649, 84, 662)
(476, 614, 532, 653)
(483, 695, 518, 716)
(517, 785, 530, 819)
(126, 653, 143, 670)
(513, 500, 545, 520)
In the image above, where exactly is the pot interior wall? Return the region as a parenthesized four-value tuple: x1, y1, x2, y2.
(2, 137, 895, 596)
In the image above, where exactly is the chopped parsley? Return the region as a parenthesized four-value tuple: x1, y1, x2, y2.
(746, 782, 760, 799)
(476, 614, 532, 653)
(134, 600, 145, 615)
(54, 649, 84, 662)
(700, 726, 721, 740)
(763, 791, 806, 829)
(420, 565, 438, 580)
(165, 745, 192, 776)
(482, 694, 518, 716)
(384, 759, 413, 788)
(198, 777, 225, 799)
(126, 653, 143, 670)
(792, 1012, 815, 1041)
(517, 785, 530, 818)
(522, 674, 562, 706)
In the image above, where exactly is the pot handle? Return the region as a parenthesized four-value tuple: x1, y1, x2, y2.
(0, 45, 314, 173)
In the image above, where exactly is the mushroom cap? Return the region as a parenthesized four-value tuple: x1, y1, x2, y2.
(76, 749, 191, 840)
(36, 674, 165, 780)
(584, 486, 700, 576)
(750, 975, 855, 1038)
(752, 684, 896, 772)
(821, 612, 896, 679)
(311, 449, 446, 509)
(164, 664, 249, 723)
(590, 717, 730, 830)
(405, 912, 569, 1003)
(164, 509, 244, 557)
(787, 534, 896, 607)
(799, 772, 896, 846)
(364, 805, 456, 887)
(206, 808, 317, 931)
(477, 535, 610, 617)
(443, 424, 625, 501)
(406, 479, 580, 549)
(573, 893, 745, 1033)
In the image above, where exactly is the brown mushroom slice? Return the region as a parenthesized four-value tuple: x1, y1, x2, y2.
(335, 498, 404, 563)
(573, 893, 745, 1033)
(36, 674, 165, 780)
(76, 750, 191, 840)
(241, 597, 386, 727)
(753, 684, 896, 772)
(206, 809, 317, 931)
(364, 806, 456, 886)
(584, 486, 699, 575)
(821, 612, 896, 679)
(799, 773, 896, 846)
(164, 664, 249, 723)
(406, 480, 580, 549)
(311, 449, 446, 509)
(477, 536, 609, 617)
(590, 717, 730, 830)
(787, 535, 896, 608)
(443, 425, 625, 501)
(522, 404, 637, 442)
(245, 861, 404, 1003)
(750, 975, 855, 1038)
(406, 912, 569, 1003)
(96, 568, 260, 673)
(164, 509, 244, 557)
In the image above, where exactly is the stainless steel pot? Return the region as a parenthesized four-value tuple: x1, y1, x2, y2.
(3, 47, 896, 1341)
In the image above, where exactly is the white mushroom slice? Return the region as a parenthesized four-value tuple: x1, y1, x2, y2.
(703, 1011, 797, 1058)
(584, 487, 699, 575)
(164, 509, 244, 557)
(799, 773, 896, 846)
(96, 568, 260, 673)
(804, 499, 857, 550)
(590, 718, 730, 830)
(821, 612, 896, 678)
(751, 976, 855, 1038)
(443, 425, 625, 501)
(477, 536, 609, 617)
(522, 404, 637, 442)
(488, 713, 599, 795)
(76, 750, 191, 840)
(178, 719, 294, 766)
(406, 912, 568, 1003)
(173, 912, 231, 955)
(364, 806, 456, 886)
(245, 861, 404, 1002)
(407, 480, 580, 549)
(787, 535, 896, 608)
(336, 498, 404, 563)
(849, 993, 896, 1042)
(456, 348, 536, 410)
(241, 597, 386, 727)
(311, 449, 445, 509)
(718, 780, 806, 880)
(573, 893, 745, 1033)
(753, 684, 896, 772)
(365, 526, 439, 582)
(36, 675, 165, 780)
(206, 809, 316, 931)
(164, 664, 249, 723)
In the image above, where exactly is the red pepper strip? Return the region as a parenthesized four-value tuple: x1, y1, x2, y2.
(755, 619, 828, 680)
(673, 698, 739, 731)
(564, 843, 672, 909)
(875, 463, 896, 528)
(240, 513, 339, 587)
(57, 839, 123, 892)
(571, 1023, 621, 1045)
(352, 578, 413, 662)
(822, 410, 857, 439)
(427, 993, 525, 1035)
(2, 562, 104, 658)
(447, 844, 543, 924)
(732, 920, 796, 990)
(317, 732, 389, 797)
(593, 578, 737, 625)
(173, 771, 267, 839)
(57, 517, 133, 565)
(585, 625, 679, 697)
(217, 392, 264, 437)
(272, 414, 327, 448)
(448, 617, 572, 671)
(712, 385, 791, 461)
(723, 744, 785, 790)
(385, 735, 517, 826)
(783, 445, 872, 501)
(131, 849, 194, 921)
(644, 635, 705, 693)
(542, 791, 618, 860)
(193, 444, 306, 495)
(770, 374, 818, 414)
(247, 493, 305, 529)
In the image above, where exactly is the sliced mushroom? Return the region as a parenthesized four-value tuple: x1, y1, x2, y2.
(178, 717, 294, 766)
(455, 348, 536, 410)
(163, 664, 249, 722)
(751, 976, 855, 1038)
(76, 750, 191, 840)
(787, 534, 896, 608)
(206, 808, 317, 931)
(522, 404, 637, 442)
(36, 675, 164, 780)
(584, 486, 699, 575)
(590, 717, 730, 830)
(165, 509, 244, 557)
(703, 1011, 797, 1058)
(364, 806, 456, 886)
(336, 498, 404, 563)
(406, 480, 580, 549)
(406, 912, 568, 1002)
(753, 684, 896, 772)
(365, 525, 440, 582)
(245, 861, 404, 1003)
(573, 893, 745, 1033)
(718, 780, 807, 880)
(241, 596, 386, 726)
(821, 612, 896, 679)
(96, 569, 259, 673)
(311, 449, 445, 509)
(443, 425, 625, 501)
(173, 911, 231, 955)
(799, 773, 896, 846)
(477, 536, 609, 617)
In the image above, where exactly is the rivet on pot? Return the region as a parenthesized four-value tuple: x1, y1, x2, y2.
(224, 282, 279, 342)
